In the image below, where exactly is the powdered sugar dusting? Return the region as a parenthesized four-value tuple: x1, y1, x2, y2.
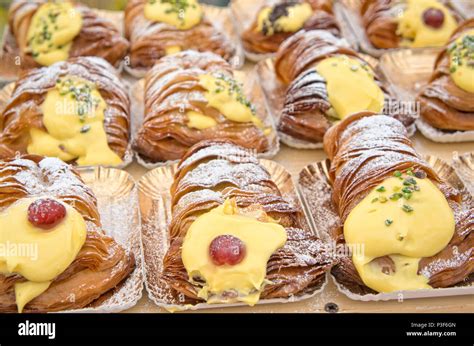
(176, 159, 272, 193)
(8, 156, 93, 207)
(421, 249, 472, 279)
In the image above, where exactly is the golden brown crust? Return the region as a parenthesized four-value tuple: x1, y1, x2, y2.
(418, 19, 474, 131)
(0, 155, 134, 312)
(274, 30, 413, 144)
(133, 51, 270, 163)
(124, 0, 236, 71)
(323, 112, 473, 293)
(6, 0, 129, 69)
(275, 30, 359, 84)
(360, 0, 399, 49)
(241, 0, 340, 55)
(0, 57, 130, 163)
(161, 140, 334, 303)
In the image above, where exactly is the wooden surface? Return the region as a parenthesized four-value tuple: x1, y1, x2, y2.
(125, 134, 474, 313)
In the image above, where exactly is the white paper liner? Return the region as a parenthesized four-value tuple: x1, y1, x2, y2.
(152, 275, 329, 313)
(60, 166, 143, 313)
(417, 119, 474, 143)
(330, 274, 474, 302)
(130, 66, 280, 169)
(123, 4, 245, 78)
(0, 82, 134, 169)
(378, 47, 440, 100)
(298, 156, 474, 301)
(230, 0, 357, 63)
(452, 151, 474, 195)
(449, 0, 474, 19)
(0, 9, 126, 79)
(139, 158, 327, 311)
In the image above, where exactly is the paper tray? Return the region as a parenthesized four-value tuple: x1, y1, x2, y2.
(297, 155, 474, 301)
(62, 166, 143, 313)
(138, 159, 327, 311)
(130, 65, 280, 169)
(452, 151, 474, 195)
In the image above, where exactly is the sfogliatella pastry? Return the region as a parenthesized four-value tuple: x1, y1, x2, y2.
(133, 51, 272, 163)
(360, 0, 459, 49)
(418, 19, 474, 132)
(161, 140, 333, 305)
(274, 30, 413, 146)
(4, 0, 129, 69)
(241, 0, 340, 55)
(0, 57, 130, 166)
(0, 155, 134, 312)
(124, 0, 236, 71)
(323, 111, 473, 294)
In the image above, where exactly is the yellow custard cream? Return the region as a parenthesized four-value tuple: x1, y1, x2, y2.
(181, 200, 287, 305)
(0, 198, 87, 312)
(27, 2, 82, 66)
(165, 45, 182, 55)
(144, 0, 203, 30)
(186, 111, 217, 130)
(315, 56, 385, 119)
(449, 29, 474, 93)
(186, 73, 269, 133)
(27, 75, 122, 166)
(397, 0, 456, 48)
(257, 2, 312, 36)
(344, 171, 455, 293)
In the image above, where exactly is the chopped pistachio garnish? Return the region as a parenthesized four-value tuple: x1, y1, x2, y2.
(213, 73, 256, 114)
(376, 186, 386, 192)
(385, 219, 393, 227)
(56, 78, 100, 121)
(389, 193, 403, 201)
(80, 125, 91, 133)
(402, 204, 414, 213)
(149, 0, 198, 25)
(449, 34, 474, 74)
(403, 177, 417, 186)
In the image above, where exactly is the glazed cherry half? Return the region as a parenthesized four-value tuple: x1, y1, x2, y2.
(28, 198, 67, 230)
(422, 8, 445, 29)
(209, 235, 246, 266)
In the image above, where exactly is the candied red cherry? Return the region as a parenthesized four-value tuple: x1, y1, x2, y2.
(422, 8, 444, 29)
(28, 198, 67, 230)
(209, 235, 246, 266)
